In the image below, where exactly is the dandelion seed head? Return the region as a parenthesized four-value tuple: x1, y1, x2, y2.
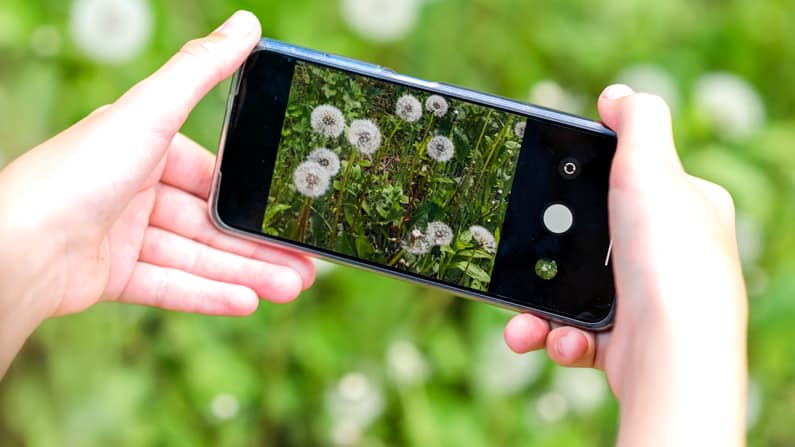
(425, 95, 449, 117)
(340, 0, 422, 43)
(401, 229, 431, 255)
(616, 64, 680, 112)
(347, 119, 382, 155)
(514, 121, 526, 139)
(70, 0, 153, 64)
(693, 72, 765, 141)
(426, 221, 453, 246)
(469, 225, 497, 253)
(326, 372, 384, 428)
(293, 161, 331, 198)
(210, 393, 240, 421)
(396, 94, 423, 123)
(308, 147, 341, 176)
(311, 104, 346, 138)
(386, 340, 430, 386)
(426, 136, 455, 163)
(528, 80, 584, 114)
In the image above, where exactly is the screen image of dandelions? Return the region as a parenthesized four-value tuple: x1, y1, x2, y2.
(262, 61, 524, 291)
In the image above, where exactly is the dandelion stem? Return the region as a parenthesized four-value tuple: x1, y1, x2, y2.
(293, 196, 313, 243)
(351, 120, 401, 232)
(470, 116, 512, 204)
(444, 109, 493, 209)
(330, 151, 358, 246)
(396, 117, 436, 241)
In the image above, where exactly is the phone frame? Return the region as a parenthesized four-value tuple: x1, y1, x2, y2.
(209, 38, 616, 330)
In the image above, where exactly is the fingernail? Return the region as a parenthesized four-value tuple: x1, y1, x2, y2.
(556, 332, 581, 358)
(215, 10, 257, 38)
(601, 84, 634, 101)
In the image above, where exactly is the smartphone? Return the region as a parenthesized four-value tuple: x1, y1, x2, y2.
(210, 39, 616, 330)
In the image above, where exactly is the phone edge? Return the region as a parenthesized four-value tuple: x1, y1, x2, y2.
(208, 38, 616, 331)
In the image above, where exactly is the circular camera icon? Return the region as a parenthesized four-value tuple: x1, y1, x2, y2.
(559, 157, 580, 180)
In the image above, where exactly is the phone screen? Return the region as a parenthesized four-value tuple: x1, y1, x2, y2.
(216, 48, 616, 325)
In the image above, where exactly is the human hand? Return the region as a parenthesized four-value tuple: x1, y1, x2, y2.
(504, 86, 747, 445)
(0, 11, 315, 375)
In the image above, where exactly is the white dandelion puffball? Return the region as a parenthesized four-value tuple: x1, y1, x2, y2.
(308, 147, 341, 176)
(326, 372, 384, 428)
(341, 0, 423, 43)
(395, 94, 423, 123)
(401, 229, 432, 256)
(293, 161, 331, 198)
(386, 340, 430, 386)
(529, 80, 584, 115)
(425, 95, 449, 117)
(536, 392, 568, 423)
(426, 135, 455, 163)
(474, 330, 544, 396)
(693, 72, 766, 141)
(513, 121, 526, 139)
(425, 221, 454, 246)
(210, 393, 240, 421)
(469, 225, 497, 254)
(616, 63, 680, 112)
(311, 105, 346, 138)
(552, 367, 609, 413)
(347, 119, 382, 155)
(70, 0, 153, 64)
(30, 25, 62, 58)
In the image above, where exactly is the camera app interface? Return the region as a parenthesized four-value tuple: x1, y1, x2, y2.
(262, 61, 524, 292)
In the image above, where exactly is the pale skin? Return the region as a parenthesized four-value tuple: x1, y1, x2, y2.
(0, 11, 745, 446)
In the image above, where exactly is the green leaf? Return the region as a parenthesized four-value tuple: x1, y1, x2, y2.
(452, 262, 491, 283)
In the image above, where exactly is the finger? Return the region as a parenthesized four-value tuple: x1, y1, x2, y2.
(687, 175, 736, 226)
(545, 326, 598, 368)
(504, 313, 551, 353)
(140, 226, 303, 304)
(119, 262, 260, 316)
(597, 85, 684, 184)
(149, 184, 316, 288)
(161, 133, 216, 199)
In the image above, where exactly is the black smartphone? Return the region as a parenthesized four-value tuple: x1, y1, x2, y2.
(210, 39, 616, 330)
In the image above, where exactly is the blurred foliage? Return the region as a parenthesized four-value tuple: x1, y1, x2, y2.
(0, 0, 794, 446)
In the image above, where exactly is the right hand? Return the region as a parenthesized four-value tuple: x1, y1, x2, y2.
(504, 85, 747, 446)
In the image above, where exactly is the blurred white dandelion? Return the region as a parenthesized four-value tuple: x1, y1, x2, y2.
(30, 25, 62, 58)
(347, 119, 382, 155)
(616, 63, 680, 112)
(386, 340, 430, 386)
(474, 330, 544, 396)
(425, 221, 454, 246)
(308, 147, 342, 176)
(210, 393, 240, 421)
(340, 0, 423, 43)
(426, 135, 455, 162)
(326, 372, 384, 429)
(70, 0, 153, 64)
(693, 72, 766, 141)
(535, 392, 568, 423)
(396, 94, 423, 123)
(311, 104, 346, 138)
(425, 95, 449, 117)
(293, 161, 331, 198)
(469, 225, 497, 254)
(401, 228, 432, 256)
(529, 80, 584, 115)
(513, 121, 526, 139)
(552, 367, 609, 413)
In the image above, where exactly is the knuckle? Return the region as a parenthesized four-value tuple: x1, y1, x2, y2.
(178, 38, 215, 61)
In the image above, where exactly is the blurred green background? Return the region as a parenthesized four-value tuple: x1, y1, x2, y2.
(1, 0, 794, 445)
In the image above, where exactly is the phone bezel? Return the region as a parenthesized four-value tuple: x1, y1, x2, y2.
(209, 38, 616, 331)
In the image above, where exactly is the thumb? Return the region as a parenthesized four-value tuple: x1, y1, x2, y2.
(597, 84, 684, 185)
(83, 10, 260, 202)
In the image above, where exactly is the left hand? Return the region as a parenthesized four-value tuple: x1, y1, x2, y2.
(0, 11, 315, 375)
